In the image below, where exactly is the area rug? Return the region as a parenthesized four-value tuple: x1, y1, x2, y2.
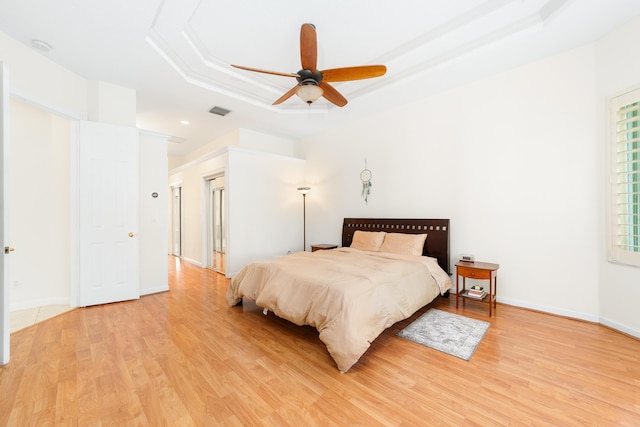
(396, 309, 490, 360)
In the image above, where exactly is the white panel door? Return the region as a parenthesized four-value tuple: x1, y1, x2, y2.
(1, 63, 9, 364)
(78, 121, 139, 306)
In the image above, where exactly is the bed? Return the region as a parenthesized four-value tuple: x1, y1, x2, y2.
(226, 218, 452, 373)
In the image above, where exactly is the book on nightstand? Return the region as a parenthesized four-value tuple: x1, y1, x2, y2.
(465, 289, 487, 299)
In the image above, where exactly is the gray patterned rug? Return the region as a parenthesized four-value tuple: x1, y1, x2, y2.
(397, 309, 490, 360)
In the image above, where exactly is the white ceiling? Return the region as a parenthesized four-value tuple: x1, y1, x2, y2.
(2, 0, 640, 157)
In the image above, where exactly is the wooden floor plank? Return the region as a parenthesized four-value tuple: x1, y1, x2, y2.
(1, 255, 640, 425)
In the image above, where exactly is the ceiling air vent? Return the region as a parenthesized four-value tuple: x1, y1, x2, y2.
(209, 106, 231, 116)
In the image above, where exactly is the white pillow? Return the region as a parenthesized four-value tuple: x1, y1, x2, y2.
(378, 233, 427, 256)
(350, 231, 386, 252)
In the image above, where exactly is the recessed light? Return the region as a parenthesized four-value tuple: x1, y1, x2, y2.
(31, 39, 52, 52)
(180, 120, 190, 125)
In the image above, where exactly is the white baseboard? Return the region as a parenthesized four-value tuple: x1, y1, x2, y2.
(496, 296, 600, 323)
(11, 287, 170, 311)
(140, 286, 169, 296)
(11, 296, 70, 312)
(182, 257, 202, 267)
(599, 317, 640, 339)
(495, 297, 640, 338)
(454, 293, 640, 338)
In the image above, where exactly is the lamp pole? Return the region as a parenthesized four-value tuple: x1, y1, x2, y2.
(302, 193, 307, 250)
(297, 187, 310, 251)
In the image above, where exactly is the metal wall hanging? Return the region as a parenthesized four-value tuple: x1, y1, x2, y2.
(360, 159, 372, 205)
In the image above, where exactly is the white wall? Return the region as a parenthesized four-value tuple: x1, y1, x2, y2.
(88, 80, 137, 127)
(139, 131, 169, 295)
(595, 16, 640, 336)
(172, 129, 239, 169)
(9, 99, 71, 310)
(303, 43, 602, 322)
(168, 127, 302, 170)
(0, 32, 87, 119)
(227, 147, 305, 274)
(238, 128, 303, 159)
(168, 149, 228, 267)
(2, 30, 168, 312)
(2, 30, 88, 312)
(168, 142, 305, 275)
(8, 101, 168, 310)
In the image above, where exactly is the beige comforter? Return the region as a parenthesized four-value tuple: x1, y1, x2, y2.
(226, 247, 452, 373)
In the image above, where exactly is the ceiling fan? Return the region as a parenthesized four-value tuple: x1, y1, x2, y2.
(232, 23, 386, 107)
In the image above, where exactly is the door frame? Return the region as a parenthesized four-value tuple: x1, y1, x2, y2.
(1, 80, 83, 364)
(200, 169, 227, 272)
(1, 63, 9, 364)
(170, 184, 182, 257)
(205, 175, 225, 273)
(0, 69, 83, 363)
(69, 120, 80, 306)
(2, 91, 86, 312)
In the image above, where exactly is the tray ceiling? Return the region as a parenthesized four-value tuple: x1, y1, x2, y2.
(1, 0, 640, 156)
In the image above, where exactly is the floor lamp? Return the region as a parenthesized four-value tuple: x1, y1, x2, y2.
(297, 187, 310, 251)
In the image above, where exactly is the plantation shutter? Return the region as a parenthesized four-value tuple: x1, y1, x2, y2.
(612, 89, 640, 265)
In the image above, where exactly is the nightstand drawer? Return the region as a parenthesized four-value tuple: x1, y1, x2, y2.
(457, 266, 492, 279)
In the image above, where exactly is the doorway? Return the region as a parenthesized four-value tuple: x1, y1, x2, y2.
(5, 97, 73, 344)
(171, 186, 182, 257)
(206, 176, 225, 274)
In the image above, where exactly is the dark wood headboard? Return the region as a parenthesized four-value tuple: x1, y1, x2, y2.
(342, 218, 450, 274)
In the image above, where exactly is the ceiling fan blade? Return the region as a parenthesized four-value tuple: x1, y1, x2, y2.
(322, 65, 387, 82)
(300, 23, 318, 72)
(273, 85, 300, 105)
(232, 64, 298, 78)
(319, 82, 347, 107)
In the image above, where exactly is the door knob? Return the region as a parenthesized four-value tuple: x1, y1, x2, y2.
(4, 246, 15, 254)
(128, 232, 136, 237)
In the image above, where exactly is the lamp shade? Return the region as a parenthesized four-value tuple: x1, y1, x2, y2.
(296, 85, 323, 104)
(297, 186, 311, 195)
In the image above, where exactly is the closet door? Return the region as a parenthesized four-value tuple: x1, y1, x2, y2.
(78, 121, 139, 306)
(207, 176, 225, 273)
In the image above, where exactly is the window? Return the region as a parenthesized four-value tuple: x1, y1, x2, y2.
(610, 88, 640, 266)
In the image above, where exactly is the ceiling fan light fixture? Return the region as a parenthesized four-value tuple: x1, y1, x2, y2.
(296, 84, 323, 104)
(233, 23, 385, 107)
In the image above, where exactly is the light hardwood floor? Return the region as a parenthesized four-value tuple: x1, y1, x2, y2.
(1, 256, 639, 425)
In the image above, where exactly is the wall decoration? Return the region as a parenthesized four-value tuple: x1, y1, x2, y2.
(360, 159, 372, 205)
